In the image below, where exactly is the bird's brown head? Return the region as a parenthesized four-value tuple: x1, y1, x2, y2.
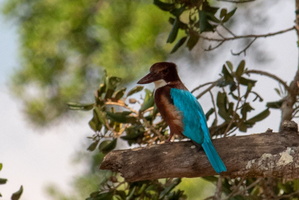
(137, 62, 180, 84)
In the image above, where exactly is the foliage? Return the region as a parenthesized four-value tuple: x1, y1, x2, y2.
(0, 163, 23, 200)
(2, 0, 170, 125)
(154, 0, 237, 53)
(2, 0, 299, 199)
(69, 59, 277, 199)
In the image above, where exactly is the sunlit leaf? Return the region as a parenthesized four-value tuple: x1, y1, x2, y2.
(106, 111, 136, 123)
(127, 86, 144, 97)
(114, 88, 126, 100)
(140, 89, 154, 111)
(67, 102, 94, 111)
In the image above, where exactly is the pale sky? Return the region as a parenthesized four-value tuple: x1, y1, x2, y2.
(0, 0, 298, 200)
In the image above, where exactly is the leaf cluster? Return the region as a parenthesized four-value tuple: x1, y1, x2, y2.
(154, 0, 236, 53)
(205, 60, 270, 136)
(69, 59, 278, 199)
(69, 75, 185, 199)
(0, 163, 23, 200)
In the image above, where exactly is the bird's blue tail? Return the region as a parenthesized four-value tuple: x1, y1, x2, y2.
(201, 140, 227, 173)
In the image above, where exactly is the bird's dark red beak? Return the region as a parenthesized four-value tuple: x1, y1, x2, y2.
(137, 72, 161, 84)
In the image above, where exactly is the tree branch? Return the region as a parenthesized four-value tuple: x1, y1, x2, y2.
(100, 122, 299, 182)
(279, 0, 299, 129)
(200, 26, 295, 42)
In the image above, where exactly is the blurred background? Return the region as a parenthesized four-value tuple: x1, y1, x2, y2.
(0, 0, 298, 199)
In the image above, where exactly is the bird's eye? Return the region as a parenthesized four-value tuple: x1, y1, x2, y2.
(162, 68, 169, 74)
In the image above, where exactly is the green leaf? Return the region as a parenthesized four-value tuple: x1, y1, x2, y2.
(241, 102, 254, 120)
(239, 77, 256, 86)
(222, 7, 237, 23)
(87, 191, 114, 200)
(153, 0, 175, 11)
(202, 176, 218, 182)
(246, 109, 270, 124)
(159, 178, 181, 199)
(205, 108, 215, 121)
(105, 76, 122, 99)
(274, 88, 281, 96)
(0, 163, 2, 171)
(222, 64, 234, 85)
(87, 140, 99, 151)
(140, 89, 155, 111)
(121, 125, 144, 145)
(170, 7, 186, 17)
(106, 111, 136, 123)
(88, 107, 104, 131)
(216, 92, 231, 121)
(199, 10, 215, 32)
(170, 36, 187, 53)
(0, 178, 7, 185)
(266, 100, 283, 109)
(114, 88, 126, 100)
(225, 61, 234, 71)
(11, 185, 23, 200)
(67, 102, 94, 111)
(97, 83, 106, 98)
(127, 86, 144, 97)
(238, 121, 248, 132)
(167, 18, 179, 43)
(220, 8, 227, 19)
(186, 33, 200, 50)
(99, 139, 117, 154)
(235, 60, 245, 78)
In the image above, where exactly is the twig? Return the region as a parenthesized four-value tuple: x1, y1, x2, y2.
(209, 90, 218, 126)
(231, 37, 257, 56)
(246, 70, 290, 92)
(191, 80, 220, 93)
(224, 80, 241, 137)
(200, 26, 295, 42)
(196, 80, 220, 99)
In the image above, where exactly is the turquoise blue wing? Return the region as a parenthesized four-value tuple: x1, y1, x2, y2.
(169, 88, 209, 144)
(170, 88, 227, 173)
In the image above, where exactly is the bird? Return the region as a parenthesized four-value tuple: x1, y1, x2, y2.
(137, 62, 227, 173)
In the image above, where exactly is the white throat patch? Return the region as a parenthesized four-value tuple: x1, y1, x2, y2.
(154, 79, 167, 89)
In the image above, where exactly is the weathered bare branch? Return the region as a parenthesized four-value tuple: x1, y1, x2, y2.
(279, 0, 299, 129)
(100, 123, 299, 182)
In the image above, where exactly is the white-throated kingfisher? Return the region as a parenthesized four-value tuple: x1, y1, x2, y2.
(137, 62, 227, 173)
